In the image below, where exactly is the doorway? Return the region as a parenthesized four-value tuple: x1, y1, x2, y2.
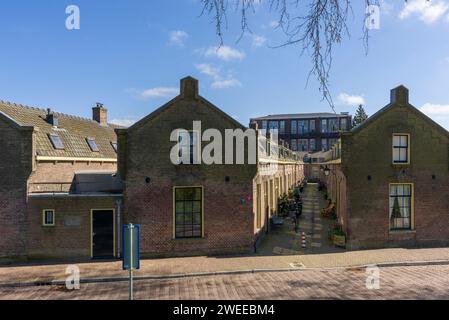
(91, 209, 115, 258)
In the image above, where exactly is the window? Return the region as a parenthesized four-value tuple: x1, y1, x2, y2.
(48, 134, 64, 150)
(178, 131, 199, 164)
(321, 139, 328, 151)
(261, 121, 268, 130)
(389, 184, 413, 230)
(298, 139, 308, 151)
(111, 141, 118, 153)
(393, 134, 409, 164)
(291, 139, 298, 151)
(329, 138, 338, 148)
(268, 121, 278, 131)
(329, 118, 339, 132)
(340, 118, 348, 131)
(279, 121, 285, 134)
(310, 120, 316, 133)
(321, 119, 328, 133)
(86, 137, 99, 152)
(298, 120, 309, 134)
(309, 139, 316, 152)
(174, 187, 203, 238)
(42, 209, 55, 226)
(291, 120, 297, 134)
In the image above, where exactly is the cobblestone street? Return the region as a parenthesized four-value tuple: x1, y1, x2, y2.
(2, 264, 449, 300)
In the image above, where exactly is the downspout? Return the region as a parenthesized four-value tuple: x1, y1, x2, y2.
(116, 199, 122, 258)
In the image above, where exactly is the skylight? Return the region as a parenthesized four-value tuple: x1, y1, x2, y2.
(86, 137, 99, 152)
(48, 134, 64, 150)
(111, 141, 118, 153)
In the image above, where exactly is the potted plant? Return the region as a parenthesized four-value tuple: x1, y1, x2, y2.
(333, 224, 346, 248)
(278, 194, 290, 217)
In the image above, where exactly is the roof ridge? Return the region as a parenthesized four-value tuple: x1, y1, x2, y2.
(0, 98, 99, 123)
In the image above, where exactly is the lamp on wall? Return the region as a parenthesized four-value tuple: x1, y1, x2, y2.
(324, 166, 331, 177)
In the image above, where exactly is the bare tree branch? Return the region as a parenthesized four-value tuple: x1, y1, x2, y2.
(199, 0, 418, 111)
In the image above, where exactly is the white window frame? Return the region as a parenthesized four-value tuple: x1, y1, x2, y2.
(42, 209, 55, 227)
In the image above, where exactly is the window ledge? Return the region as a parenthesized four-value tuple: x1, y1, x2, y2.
(389, 229, 416, 235)
(172, 237, 205, 242)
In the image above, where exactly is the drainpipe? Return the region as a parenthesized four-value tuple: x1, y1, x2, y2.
(116, 199, 122, 258)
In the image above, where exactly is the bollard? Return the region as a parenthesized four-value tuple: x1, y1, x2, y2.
(301, 232, 307, 248)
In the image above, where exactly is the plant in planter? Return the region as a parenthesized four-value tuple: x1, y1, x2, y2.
(332, 223, 346, 248)
(278, 194, 290, 217)
(288, 188, 294, 199)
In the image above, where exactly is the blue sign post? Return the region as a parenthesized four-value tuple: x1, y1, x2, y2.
(122, 223, 140, 300)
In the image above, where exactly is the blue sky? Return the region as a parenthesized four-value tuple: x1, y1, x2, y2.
(1, 0, 449, 128)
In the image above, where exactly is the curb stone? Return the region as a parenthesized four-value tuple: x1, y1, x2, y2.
(1, 259, 449, 288)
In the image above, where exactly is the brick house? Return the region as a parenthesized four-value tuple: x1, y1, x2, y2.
(321, 85, 449, 249)
(0, 77, 304, 261)
(116, 77, 305, 257)
(0, 101, 122, 261)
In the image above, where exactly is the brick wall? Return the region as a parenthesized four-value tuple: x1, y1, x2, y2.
(0, 118, 33, 260)
(27, 196, 119, 259)
(119, 78, 259, 257)
(342, 97, 449, 249)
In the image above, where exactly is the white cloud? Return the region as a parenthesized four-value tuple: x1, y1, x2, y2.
(337, 93, 365, 106)
(204, 46, 246, 61)
(127, 87, 178, 100)
(420, 103, 449, 115)
(399, 0, 449, 24)
(420, 103, 449, 129)
(110, 118, 137, 127)
(269, 20, 280, 28)
(211, 79, 242, 89)
(251, 35, 267, 48)
(168, 30, 189, 47)
(195, 63, 221, 80)
(195, 63, 242, 89)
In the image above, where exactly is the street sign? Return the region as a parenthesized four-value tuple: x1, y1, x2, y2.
(122, 223, 140, 271)
(122, 223, 140, 301)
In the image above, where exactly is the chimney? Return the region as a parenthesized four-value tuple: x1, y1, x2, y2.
(390, 85, 409, 105)
(46, 108, 59, 127)
(92, 102, 108, 126)
(180, 76, 199, 100)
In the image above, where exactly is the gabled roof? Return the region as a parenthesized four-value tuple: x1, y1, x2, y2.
(120, 76, 247, 133)
(0, 101, 120, 159)
(349, 85, 449, 138)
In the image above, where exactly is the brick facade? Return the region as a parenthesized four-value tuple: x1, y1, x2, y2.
(320, 86, 449, 249)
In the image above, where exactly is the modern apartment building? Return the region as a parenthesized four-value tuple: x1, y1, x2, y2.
(250, 112, 352, 152)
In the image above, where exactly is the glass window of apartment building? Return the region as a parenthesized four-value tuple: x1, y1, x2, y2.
(389, 184, 413, 230)
(279, 121, 285, 134)
(329, 118, 339, 132)
(309, 139, 316, 152)
(291, 139, 298, 151)
(262, 121, 268, 130)
(291, 120, 297, 134)
(298, 120, 309, 134)
(321, 119, 328, 133)
(269, 121, 278, 130)
(298, 139, 308, 151)
(310, 120, 316, 133)
(340, 118, 347, 131)
(322, 138, 328, 151)
(329, 138, 338, 148)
